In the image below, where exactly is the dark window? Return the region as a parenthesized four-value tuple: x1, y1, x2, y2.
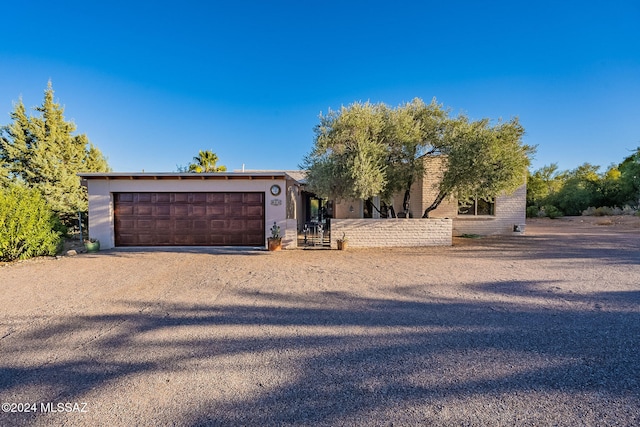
(458, 198, 495, 216)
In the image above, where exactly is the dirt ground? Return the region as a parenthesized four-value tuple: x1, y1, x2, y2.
(0, 216, 638, 426)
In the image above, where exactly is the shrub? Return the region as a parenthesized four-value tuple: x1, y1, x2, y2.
(593, 206, 614, 216)
(541, 205, 563, 219)
(622, 205, 636, 216)
(584, 205, 637, 216)
(526, 206, 541, 218)
(0, 185, 62, 261)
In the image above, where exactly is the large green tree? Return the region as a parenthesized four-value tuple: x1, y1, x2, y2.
(303, 102, 388, 201)
(618, 147, 640, 205)
(188, 149, 227, 172)
(303, 98, 533, 218)
(0, 82, 110, 223)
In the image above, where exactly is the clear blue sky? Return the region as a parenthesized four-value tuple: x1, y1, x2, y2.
(1, 1, 639, 173)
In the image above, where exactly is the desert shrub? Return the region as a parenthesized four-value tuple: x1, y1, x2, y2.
(584, 205, 637, 216)
(0, 185, 62, 261)
(593, 206, 614, 216)
(540, 205, 563, 219)
(526, 206, 541, 218)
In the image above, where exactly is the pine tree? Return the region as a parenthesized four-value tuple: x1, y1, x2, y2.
(0, 81, 110, 224)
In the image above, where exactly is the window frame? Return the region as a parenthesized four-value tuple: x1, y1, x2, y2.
(457, 197, 495, 216)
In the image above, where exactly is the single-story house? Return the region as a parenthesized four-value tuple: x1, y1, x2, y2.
(329, 155, 527, 240)
(79, 159, 525, 250)
(79, 172, 301, 250)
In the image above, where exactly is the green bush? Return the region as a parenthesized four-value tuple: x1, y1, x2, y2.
(0, 185, 62, 261)
(526, 206, 541, 218)
(593, 206, 614, 216)
(540, 205, 563, 219)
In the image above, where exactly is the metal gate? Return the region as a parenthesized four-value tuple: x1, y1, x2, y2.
(299, 220, 331, 247)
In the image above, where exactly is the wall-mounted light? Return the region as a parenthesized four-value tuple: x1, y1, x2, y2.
(349, 205, 354, 213)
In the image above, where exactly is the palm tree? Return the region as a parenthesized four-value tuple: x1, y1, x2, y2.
(188, 150, 227, 173)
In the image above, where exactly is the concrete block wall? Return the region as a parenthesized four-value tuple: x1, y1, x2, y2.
(452, 184, 527, 236)
(330, 218, 452, 248)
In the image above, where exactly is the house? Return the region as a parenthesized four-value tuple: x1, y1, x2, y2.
(329, 155, 527, 238)
(78, 172, 302, 250)
(79, 159, 525, 250)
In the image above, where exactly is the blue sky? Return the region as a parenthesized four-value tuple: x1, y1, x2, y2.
(1, 1, 639, 173)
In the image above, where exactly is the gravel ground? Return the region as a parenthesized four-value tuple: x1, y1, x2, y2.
(0, 217, 639, 426)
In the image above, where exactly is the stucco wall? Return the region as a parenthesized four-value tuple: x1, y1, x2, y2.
(330, 218, 452, 248)
(334, 199, 363, 219)
(86, 177, 289, 249)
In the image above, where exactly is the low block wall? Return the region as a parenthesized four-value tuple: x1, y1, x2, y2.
(330, 218, 452, 248)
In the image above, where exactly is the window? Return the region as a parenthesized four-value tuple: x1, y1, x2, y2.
(458, 197, 495, 216)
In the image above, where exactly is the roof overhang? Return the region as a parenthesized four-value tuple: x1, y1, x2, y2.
(78, 172, 290, 181)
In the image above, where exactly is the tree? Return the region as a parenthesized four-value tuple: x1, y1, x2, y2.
(618, 147, 640, 206)
(542, 163, 601, 215)
(188, 149, 227, 172)
(0, 82, 110, 223)
(527, 163, 565, 206)
(303, 102, 388, 201)
(422, 115, 532, 217)
(303, 98, 533, 218)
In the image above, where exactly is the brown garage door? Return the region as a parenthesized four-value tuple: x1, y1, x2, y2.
(114, 192, 265, 246)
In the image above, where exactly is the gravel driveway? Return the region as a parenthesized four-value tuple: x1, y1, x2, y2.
(1, 218, 639, 426)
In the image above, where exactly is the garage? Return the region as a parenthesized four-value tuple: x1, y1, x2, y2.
(114, 192, 265, 246)
(79, 172, 293, 250)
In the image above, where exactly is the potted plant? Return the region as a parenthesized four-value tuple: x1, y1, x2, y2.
(84, 237, 100, 253)
(336, 232, 348, 250)
(267, 222, 282, 251)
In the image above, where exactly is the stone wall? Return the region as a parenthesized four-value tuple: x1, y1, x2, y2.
(330, 218, 452, 248)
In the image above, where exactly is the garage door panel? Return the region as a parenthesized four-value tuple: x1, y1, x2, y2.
(175, 220, 193, 230)
(192, 205, 206, 216)
(114, 192, 265, 246)
(116, 219, 135, 229)
(137, 205, 153, 215)
(228, 193, 243, 203)
(174, 193, 189, 203)
(207, 205, 226, 216)
(246, 220, 264, 231)
(173, 205, 189, 216)
(191, 193, 207, 203)
(136, 219, 155, 229)
(155, 219, 172, 228)
(155, 193, 170, 203)
(193, 220, 208, 229)
(246, 206, 263, 216)
(244, 193, 263, 203)
(211, 220, 227, 230)
(115, 193, 133, 202)
(118, 205, 134, 215)
(155, 205, 171, 216)
(208, 193, 226, 203)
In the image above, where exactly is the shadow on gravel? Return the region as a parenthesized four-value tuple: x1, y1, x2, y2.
(454, 233, 640, 265)
(1, 284, 639, 425)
